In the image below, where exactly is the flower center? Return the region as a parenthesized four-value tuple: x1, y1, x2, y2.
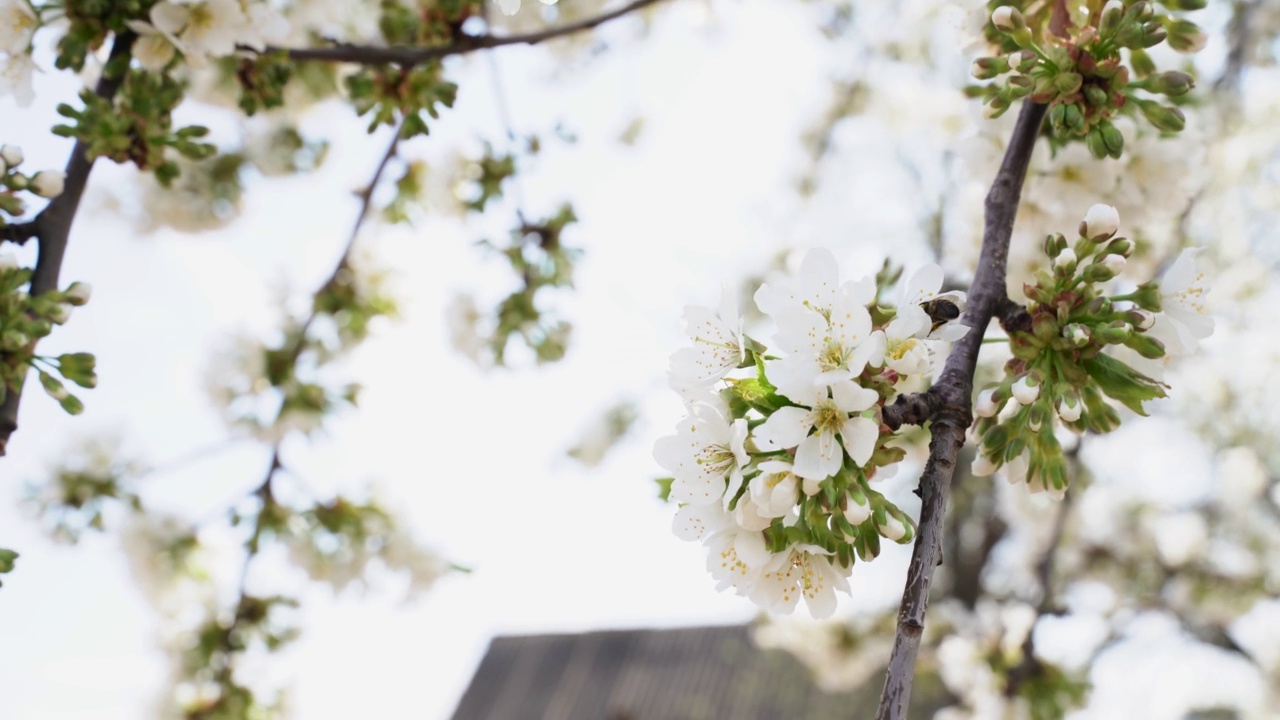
(886, 336, 918, 362)
(812, 400, 845, 435)
(817, 338, 852, 373)
(696, 443, 735, 475)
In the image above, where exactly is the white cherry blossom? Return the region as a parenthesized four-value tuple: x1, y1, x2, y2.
(706, 525, 769, 595)
(668, 285, 744, 387)
(150, 0, 249, 67)
(1153, 247, 1213, 355)
(753, 380, 880, 480)
(749, 544, 851, 618)
(653, 401, 748, 506)
(0, 0, 37, 55)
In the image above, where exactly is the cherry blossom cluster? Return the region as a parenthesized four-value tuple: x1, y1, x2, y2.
(655, 250, 968, 617)
(971, 204, 1212, 497)
(973, 1, 1203, 158)
(0, 144, 64, 221)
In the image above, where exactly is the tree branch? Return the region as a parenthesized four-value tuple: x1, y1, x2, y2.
(994, 296, 1032, 335)
(0, 32, 136, 457)
(875, 100, 1047, 720)
(259, 0, 668, 67)
(0, 222, 38, 246)
(882, 392, 941, 432)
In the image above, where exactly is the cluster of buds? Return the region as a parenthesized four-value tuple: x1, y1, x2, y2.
(972, 1, 1203, 158)
(971, 204, 1209, 497)
(655, 251, 970, 616)
(0, 254, 94, 414)
(1, 144, 66, 223)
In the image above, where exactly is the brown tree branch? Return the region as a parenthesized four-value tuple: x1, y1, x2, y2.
(258, 0, 668, 67)
(0, 32, 136, 457)
(875, 100, 1047, 720)
(882, 392, 941, 432)
(0, 222, 38, 245)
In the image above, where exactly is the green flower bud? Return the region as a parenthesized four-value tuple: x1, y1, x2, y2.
(1129, 48, 1156, 78)
(1124, 332, 1165, 359)
(1099, 0, 1124, 35)
(1043, 232, 1068, 258)
(1139, 101, 1186, 133)
(1100, 120, 1125, 158)
(1086, 127, 1109, 159)
(1149, 71, 1195, 97)
(1166, 19, 1206, 53)
(1095, 321, 1132, 343)
(1130, 281, 1163, 312)
(972, 56, 1010, 80)
(1054, 72, 1083, 96)
(1084, 84, 1109, 107)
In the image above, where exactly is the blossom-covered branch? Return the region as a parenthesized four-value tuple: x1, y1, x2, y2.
(875, 99, 1048, 720)
(261, 0, 669, 67)
(0, 32, 136, 457)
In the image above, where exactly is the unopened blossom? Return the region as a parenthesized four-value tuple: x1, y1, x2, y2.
(0, 144, 21, 167)
(750, 460, 802, 519)
(65, 282, 92, 305)
(1010, 375, 1039, 405)
(653, 401, 748, 505)
(30, 170, 64, 198)
(842, 492, 871, 526)
(1082, 203, 1120, 240)
(974, 388, 1000, 418)
(749, 544, 851, 618)
(879, 514, 908, 541)
(0, 253, 16, 271)
(669, 285, 744, 387)
(1054, 247, 1077, 270)
(1099, 253, 1126, 275)
(1004, 451, 1065, 500)
(971, 452, 999, 477)
(0, 0, 37, 55)
(1057, 396, 1082, 423)
(753, 380, 880, 480)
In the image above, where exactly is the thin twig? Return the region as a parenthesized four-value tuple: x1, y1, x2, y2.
(875, 100, 1047, 720)
(0, 32, 137, 457)
(257, 0, 667, 67)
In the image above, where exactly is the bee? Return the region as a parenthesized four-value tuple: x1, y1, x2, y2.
(920, 294, 964, 334)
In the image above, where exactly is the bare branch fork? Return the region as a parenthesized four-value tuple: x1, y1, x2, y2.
(874, 100, 1048, 720)
(254, 0, 669, 67)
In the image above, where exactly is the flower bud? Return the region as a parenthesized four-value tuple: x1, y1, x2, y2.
(1139, 101, 1186, 133)
(971, 56, 1009, 80)
(1100, 253, 1127, 275)
(1082, 204, 1120, 240)
(1150, 71, 1194, 97)
(1130, 281, 1163, 312)
(1053, 247, 1077, 272)
(992, 6, 1025, 32)
(1128, 309, 1155, 330)
(1043, 232, 1067, 258)
(31, 170, 66, 199)
(1166, 19, 1206, 53)
(1027, 405, 1044, 432)
(0, 253, 16, 271)
(1100, 120, 1124, 158)
(972, 453, 999, 477)
(49, 303, 72, 325)
(64, 281, 92, 305)
(1083, 84, 1109, 107)
(1099, 0, 1124, 34)
(1095, 321, 1132, 343)
(1101, 238, 1133, 258)
(1012, 50, 1038, 73)
(1063, 323, 1090, 347)
(1086, 128, 1110, 160)
(0, 144, 22, 168)
(1057, 394, 1083, 422)
(843, 492, 871, 526)
(878, 514, 908, 542)
(1012, 375, 1040, 405)
(1124, 333, 1165, 359)
(975, 388, 1001, 418)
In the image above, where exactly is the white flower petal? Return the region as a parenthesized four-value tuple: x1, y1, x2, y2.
(840, 416, 879, 466)
(753, 406, 813, 451)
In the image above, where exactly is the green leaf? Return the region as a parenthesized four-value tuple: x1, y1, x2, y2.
(1081, 353, 1167, 416)
(655, 477, 674, 502)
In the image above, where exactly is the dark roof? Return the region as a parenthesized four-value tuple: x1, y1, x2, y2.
(451, 624, 884, 720)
